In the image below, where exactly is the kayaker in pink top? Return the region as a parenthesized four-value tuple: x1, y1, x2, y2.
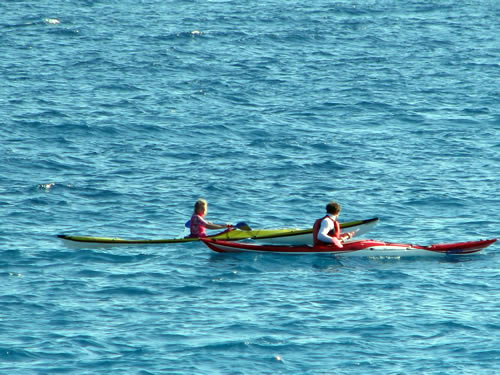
(189, 198, 231, 237)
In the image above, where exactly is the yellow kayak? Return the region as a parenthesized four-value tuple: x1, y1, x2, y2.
(58, 217, 378, 248)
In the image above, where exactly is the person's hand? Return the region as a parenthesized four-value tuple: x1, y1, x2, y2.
(332, 238, 343, 248)
(342, 231, 354, 240)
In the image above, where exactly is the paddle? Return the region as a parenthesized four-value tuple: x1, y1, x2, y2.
(233, 222, 252, 231)
(185, 220, 252, 231)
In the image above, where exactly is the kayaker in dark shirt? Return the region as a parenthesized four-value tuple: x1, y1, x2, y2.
(189, 198, 231, 237)
(313, 201, 354, 247)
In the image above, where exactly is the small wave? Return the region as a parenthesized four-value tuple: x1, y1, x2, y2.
(44, 18, 60, 25)
(0, 347, 39, 361)
(171, 285, 207, 294)
(96, 286, 157, 296)
(37, 182, 56, 191)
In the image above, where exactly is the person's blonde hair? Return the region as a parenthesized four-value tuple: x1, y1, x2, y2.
(194, 198, 207, 214)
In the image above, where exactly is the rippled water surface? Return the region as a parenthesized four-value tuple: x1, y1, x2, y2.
(1, 1, 499, 374)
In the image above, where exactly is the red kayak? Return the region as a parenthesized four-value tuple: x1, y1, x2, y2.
(201, 238, 497, 256)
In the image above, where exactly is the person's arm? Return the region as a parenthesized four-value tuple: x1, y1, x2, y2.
(200, 216, 231, 230)
(205, 222, 229, 230)
(317, 220, 332, 243)
(317, 220, 339, 243)
(318, 219, 343, 247)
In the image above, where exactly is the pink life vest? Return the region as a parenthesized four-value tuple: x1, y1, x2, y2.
(190, 214, 207, 237)
(313, 215, 341, 246)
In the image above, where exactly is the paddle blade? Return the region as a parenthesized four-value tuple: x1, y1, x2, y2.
(235, 222, 251, 231)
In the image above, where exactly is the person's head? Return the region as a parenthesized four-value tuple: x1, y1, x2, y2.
(194, 198, 208, 215)
(325, 201, 341, 215)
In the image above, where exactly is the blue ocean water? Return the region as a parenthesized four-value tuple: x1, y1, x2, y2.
(1, 0, 499, 374)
